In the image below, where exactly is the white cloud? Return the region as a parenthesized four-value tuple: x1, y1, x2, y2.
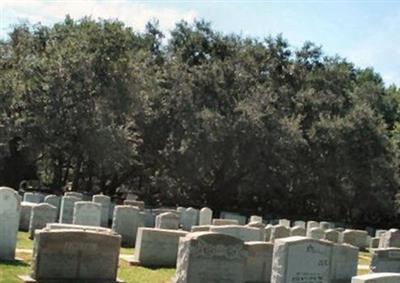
(1, 0, 197, 36)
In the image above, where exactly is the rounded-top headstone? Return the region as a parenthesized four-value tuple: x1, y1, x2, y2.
(199, 207, 212, 226)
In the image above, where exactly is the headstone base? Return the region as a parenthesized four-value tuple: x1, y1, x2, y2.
(18, 275, 124, 283)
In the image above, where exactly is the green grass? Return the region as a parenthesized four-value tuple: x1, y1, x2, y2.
(16, 232, 33, 250)
(0, 253, 31, 283)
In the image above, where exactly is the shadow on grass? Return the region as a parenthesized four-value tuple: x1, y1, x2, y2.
(0, 258, 29, 267)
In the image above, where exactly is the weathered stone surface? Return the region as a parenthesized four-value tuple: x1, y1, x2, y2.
(371, 237, 380, 249)
(293, 221, 306, 229)
(64, 191, 83, 200)
(173, 232, 246, 283)
(380, 229, 400, 248)
(0, 187, 21, 260)
(23, 192, 45, 204)
(29, 203, 57, 239)
(352, 273, 400, 283)
(73, 201, 101, 227)
(30, 229, 121, 282)
(220, 211, 247, 225)
(270, 224, 290, 242)
(307, 220, 319, 231)
(325, 229, 340, 243)
(112, 205, 141, 246)
(182, 207, 198, 231)
(320, 221, 331, 230)
(59, 196, 80, 224)
(307, 227, 325, 240)
(279, 219, 290, 228)
(370, 248, 400, 273)
(271, 236, 333, 283)
(265, 224, 273, 242)
(134, 228, 188, 267)
(341, 229, 368, 250)
(212, 218, 239, 226)
(45, 223, 111, 233)
(376, 230, 388, 238)
(140, 210, 155, 227)
(331, 243, 359, 283)
(93, 194, 111, 227)
(210, 225, 264, 242)
(44, 194, 61, 217)
(249, 215, 263, 224)
(123, 200, 145, 210)
(247, 221, 266, 229)
(244, 241, 274, 283)
(290, 226, 306, 237)
(19, 202, 37, 231)
(155, 212, 180, 230)
(199, 207, 212, 226)
(191, 225, 212, 232)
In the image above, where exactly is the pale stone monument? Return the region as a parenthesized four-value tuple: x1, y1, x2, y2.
(29, 203, 57, 239)
(307, 227, 325, 240)
(131, 228, 188, 267)
(210, 225, 264, 242)
(331, 243, 359, 283)
(271, 236, 333, 283)
(23, 192, 45, 204)
(379, 229, 400, 248)
(73, 201, 101, 226)
(320, 221, 331, 230)
(173, 232, 246, 283)
(249, 215, 263, 224)
(182, 207, 198, 231)
(59, 196, 80, 223)
(293, 221, 306, 229)
(0, 187, 21, 260)
(20, 229, 121, 282)
(92, 194, 111, 227)
(307, 220, 319, 231)
(341, 229, 368, 250)
(155, 212, 179, 230)
(370, 237, 380, 249)
(270, 224, 290, 242)
(290, 226, 306, 237)
(123, 199, 145, 209)
(44, 194, 61, 217)
(370, 248, 400, 273)
(199, 207, 212, 225)
(112, 205, 141, 246)
(212, 218, 239, 225)
(64, 191, 83, 200)
(279, 219, 290, 228)
(220, 211, 247, 225)
(244, 241, 274, 283)
(351, 273, 400, 283)
(19, 201, 38, 231)
(325, 229, 340, 243)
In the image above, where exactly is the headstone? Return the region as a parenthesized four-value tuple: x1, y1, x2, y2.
(59, 196, 80, 224)
(112, 205, 141, 246)
(244, 241, 274, 283)
(308, 227, 325, 240)
(140, 210, 155, 227)
(370, 248, 400, 273)
(320, 221, 331, 230)
(64, 191, 83, 200)
(45, 223, 111, 233)
(199, 207, 212, 225)
(325, 229, 340, 243)
(380, 229, 400, 248)
(123, 199, 145, 210)
(191, 225, 212, 232)
(173, 232, 246, 283)
(44, 194, 61, 217)
(177, 207, 185, 226)
(212, 218, 239, 226)
(19, 201, 37, 231)
(341, 229, 368, 250)
(370, 237, 380, 249)
(93, 194, 111, 227)
(220, 211, 247, 225)
(307, 220, 319, 231)
(26, 229, 121, 282)
(0, 187, 21, 260)
(265, 225, 273, 242)
(73, 201, 101, 226)
(290, 226, 306, 237)
(351, 273, 400, 283)
(293, 221, 306, 229)
(249, 215, 263, 224)
(133, 228, 188, 266)
(182, 207, 198, 231)
(279, 219, 290, 228)
(271, 236, 332, 283)
(210, 225, 264, 242)
(108, 202, 115, 222)
(247, 221, 266, 229)
(29, 203, 57, 239)
(270, 224, 290, 242)
(376, 230, 388, 238)
(155, 212, 180, 230)
(23, 192, 45, 204)
(331, 243, 359, 283)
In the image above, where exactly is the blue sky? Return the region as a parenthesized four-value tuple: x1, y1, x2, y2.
(1, 1, 400, 86)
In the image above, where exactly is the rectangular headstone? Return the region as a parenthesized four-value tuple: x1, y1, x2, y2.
(210, 225, 264, 242)
(370, 248, 400, 273)
(351, 273, 400, 283)
(112, 205, 141, 246)
(29, 203, 57, 239)
(244, 241, 274, 283)
(73, 201, 101, 227)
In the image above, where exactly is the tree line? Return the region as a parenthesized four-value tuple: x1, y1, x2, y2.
(1, 17, 399, 227)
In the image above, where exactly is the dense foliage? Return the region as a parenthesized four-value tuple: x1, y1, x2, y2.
(1, 17, 399, 226)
